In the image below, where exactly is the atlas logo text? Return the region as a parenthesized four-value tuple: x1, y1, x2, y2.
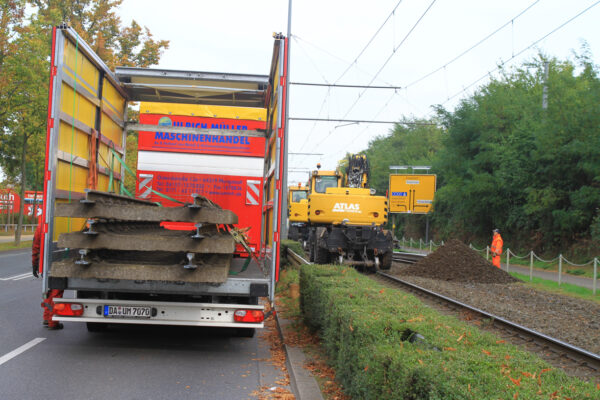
(332, 203, 361, 213)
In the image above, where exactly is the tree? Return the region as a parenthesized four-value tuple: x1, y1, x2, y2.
(432, 53, 600, 254)
(0, 0, 169, 243)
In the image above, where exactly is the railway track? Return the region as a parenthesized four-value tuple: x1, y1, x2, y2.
(286, 248, 600, 382)
(392, 251, 427, 264)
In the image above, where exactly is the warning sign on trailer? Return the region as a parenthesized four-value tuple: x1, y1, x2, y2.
(388, 174, 436, 214)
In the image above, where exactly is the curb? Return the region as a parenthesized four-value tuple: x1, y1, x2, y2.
(275, 311, 324, 400)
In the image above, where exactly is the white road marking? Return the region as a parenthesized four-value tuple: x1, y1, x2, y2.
(0, 273, 30, 281)
(0, 251, 30, 258)
(0, 338, 46, 366)
(13, 275, 31, 281)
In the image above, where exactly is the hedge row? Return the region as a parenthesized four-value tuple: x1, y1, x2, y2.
(299, 264, 597, 399)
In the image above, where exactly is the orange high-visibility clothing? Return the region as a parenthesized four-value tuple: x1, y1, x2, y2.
(491, 233, 503, 268)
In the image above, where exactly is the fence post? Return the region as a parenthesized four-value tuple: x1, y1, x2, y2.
(506, 249, 510, 273)
(593, 258, 597, 295)
(402, 237, 405, 247)
(441, 240, 444, 246)
(529, 251, 534, 281)
(429, 240, 433, 253)
(419, 239, 422, 250)
(558, 254, 562, 286)
(486, 246, 489, 260)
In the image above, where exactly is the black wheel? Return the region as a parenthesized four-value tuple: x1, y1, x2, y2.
(380, 251, 392, 270)
(86, 322, 108, 332)
(308, 230, 316, 262)
(314, 227, 330, 264)
(236, 328, 255, 338)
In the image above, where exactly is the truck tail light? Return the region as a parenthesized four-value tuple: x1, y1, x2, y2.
(54, 303, 84, 317)
(315, 210, 321, 215)
(234, 309, 264, 323)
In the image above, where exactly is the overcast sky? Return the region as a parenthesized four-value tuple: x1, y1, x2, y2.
(116, 0, 599, 185)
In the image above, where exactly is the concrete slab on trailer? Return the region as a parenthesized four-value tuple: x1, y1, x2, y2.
(55, 202, 238, 224)
(52, 257, 270, 296)
(50, 254, 232, 283)
(58, 231, 235, 253)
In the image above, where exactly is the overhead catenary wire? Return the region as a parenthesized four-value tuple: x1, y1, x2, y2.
(404, 0, 541, 90)
(338, 0, 438, 122)
(303, 1, 438, 157)
(441, 0, 600, 105)
(334, 0, 405, 84)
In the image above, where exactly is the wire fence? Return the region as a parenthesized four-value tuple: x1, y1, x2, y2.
(396, 237, 599, 295)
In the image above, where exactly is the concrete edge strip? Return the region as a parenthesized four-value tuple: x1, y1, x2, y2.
(274, 312, 324, 400)
(0, 338, 46, 366)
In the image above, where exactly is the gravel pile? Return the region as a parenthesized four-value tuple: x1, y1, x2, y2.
(398, 239, 518, 284)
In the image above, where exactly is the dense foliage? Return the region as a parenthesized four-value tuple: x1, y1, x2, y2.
(0, 0, 168, 240)
(363, 54, 599, 255)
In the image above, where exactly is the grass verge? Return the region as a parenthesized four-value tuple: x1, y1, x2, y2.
(510, 271, 599, 303)
(300, 264, 598, 399)
(0, 240, 33, 252)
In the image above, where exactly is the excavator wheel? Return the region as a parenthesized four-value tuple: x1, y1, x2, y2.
(380, 251, 393, 270)
(314, 227, 330, 264)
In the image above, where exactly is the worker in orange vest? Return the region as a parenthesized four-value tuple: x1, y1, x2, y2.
(490, 228, 503, 268)
(32, 217, 64, 330)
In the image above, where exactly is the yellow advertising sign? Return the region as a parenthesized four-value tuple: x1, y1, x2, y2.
(389, 174, 436, 214)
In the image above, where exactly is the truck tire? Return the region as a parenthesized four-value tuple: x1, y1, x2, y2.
(86, 322, 108, 332)
(314, 227, 330, 264)
(380, 251, 392, 270)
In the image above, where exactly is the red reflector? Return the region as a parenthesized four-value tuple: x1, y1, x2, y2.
(54, 303, 84, 317)
(373, 212, 379, 218)
(315, 210, 321, 215)
(234, 309, 264, 323)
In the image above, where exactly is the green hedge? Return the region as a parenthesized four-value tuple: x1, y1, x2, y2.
(300, 264, 596, 399)
(281, 239, 305, 259)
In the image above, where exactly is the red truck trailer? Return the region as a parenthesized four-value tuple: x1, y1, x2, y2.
(40, 25, 288, 334)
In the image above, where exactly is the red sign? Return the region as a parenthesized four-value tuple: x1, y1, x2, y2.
(137, 170, 262, 251)
(138, 114, 265, 157)
(0, 189, 20, 214)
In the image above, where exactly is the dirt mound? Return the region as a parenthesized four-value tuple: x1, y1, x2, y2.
(398, 239, 518, 284)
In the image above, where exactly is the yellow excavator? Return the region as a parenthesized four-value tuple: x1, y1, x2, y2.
(306, 155, 393, 269)
(287, 184, 309, 245)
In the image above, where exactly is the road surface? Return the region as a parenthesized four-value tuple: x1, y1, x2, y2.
(0, 249, 288, 400)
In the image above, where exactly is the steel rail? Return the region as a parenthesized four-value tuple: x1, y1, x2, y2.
(392, 251, 426, 264)
(375, 271, 600, 374)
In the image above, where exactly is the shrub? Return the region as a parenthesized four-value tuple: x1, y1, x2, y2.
(300, 264, 596, 399)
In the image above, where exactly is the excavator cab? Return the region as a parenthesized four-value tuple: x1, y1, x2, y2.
(287, 184, 310, 243)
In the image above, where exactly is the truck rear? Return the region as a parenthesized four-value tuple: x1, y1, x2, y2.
(40, 26, 288, 334)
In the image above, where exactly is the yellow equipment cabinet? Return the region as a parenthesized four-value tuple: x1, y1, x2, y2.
(306, 159, 393, 269)
(287, 185, 309, 242)
(388, 174, 436, 214)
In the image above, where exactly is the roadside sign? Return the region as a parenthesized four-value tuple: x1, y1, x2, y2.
(389, 174, 436, 214)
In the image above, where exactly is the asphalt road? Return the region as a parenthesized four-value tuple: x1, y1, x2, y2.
(0, 249, 287, 400)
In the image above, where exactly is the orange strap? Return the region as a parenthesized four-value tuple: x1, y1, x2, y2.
(87, 129, 98, 190)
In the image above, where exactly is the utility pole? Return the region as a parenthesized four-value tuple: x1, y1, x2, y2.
(281, 0, 292, 240)
(542, 61, 549, 110)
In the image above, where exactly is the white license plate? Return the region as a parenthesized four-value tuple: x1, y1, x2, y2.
(103, 305, 152, 318)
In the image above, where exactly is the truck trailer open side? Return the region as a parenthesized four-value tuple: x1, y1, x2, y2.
(40, 26, 288, 332)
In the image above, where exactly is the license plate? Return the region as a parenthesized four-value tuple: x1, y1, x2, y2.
(103, 305, 152, 318)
